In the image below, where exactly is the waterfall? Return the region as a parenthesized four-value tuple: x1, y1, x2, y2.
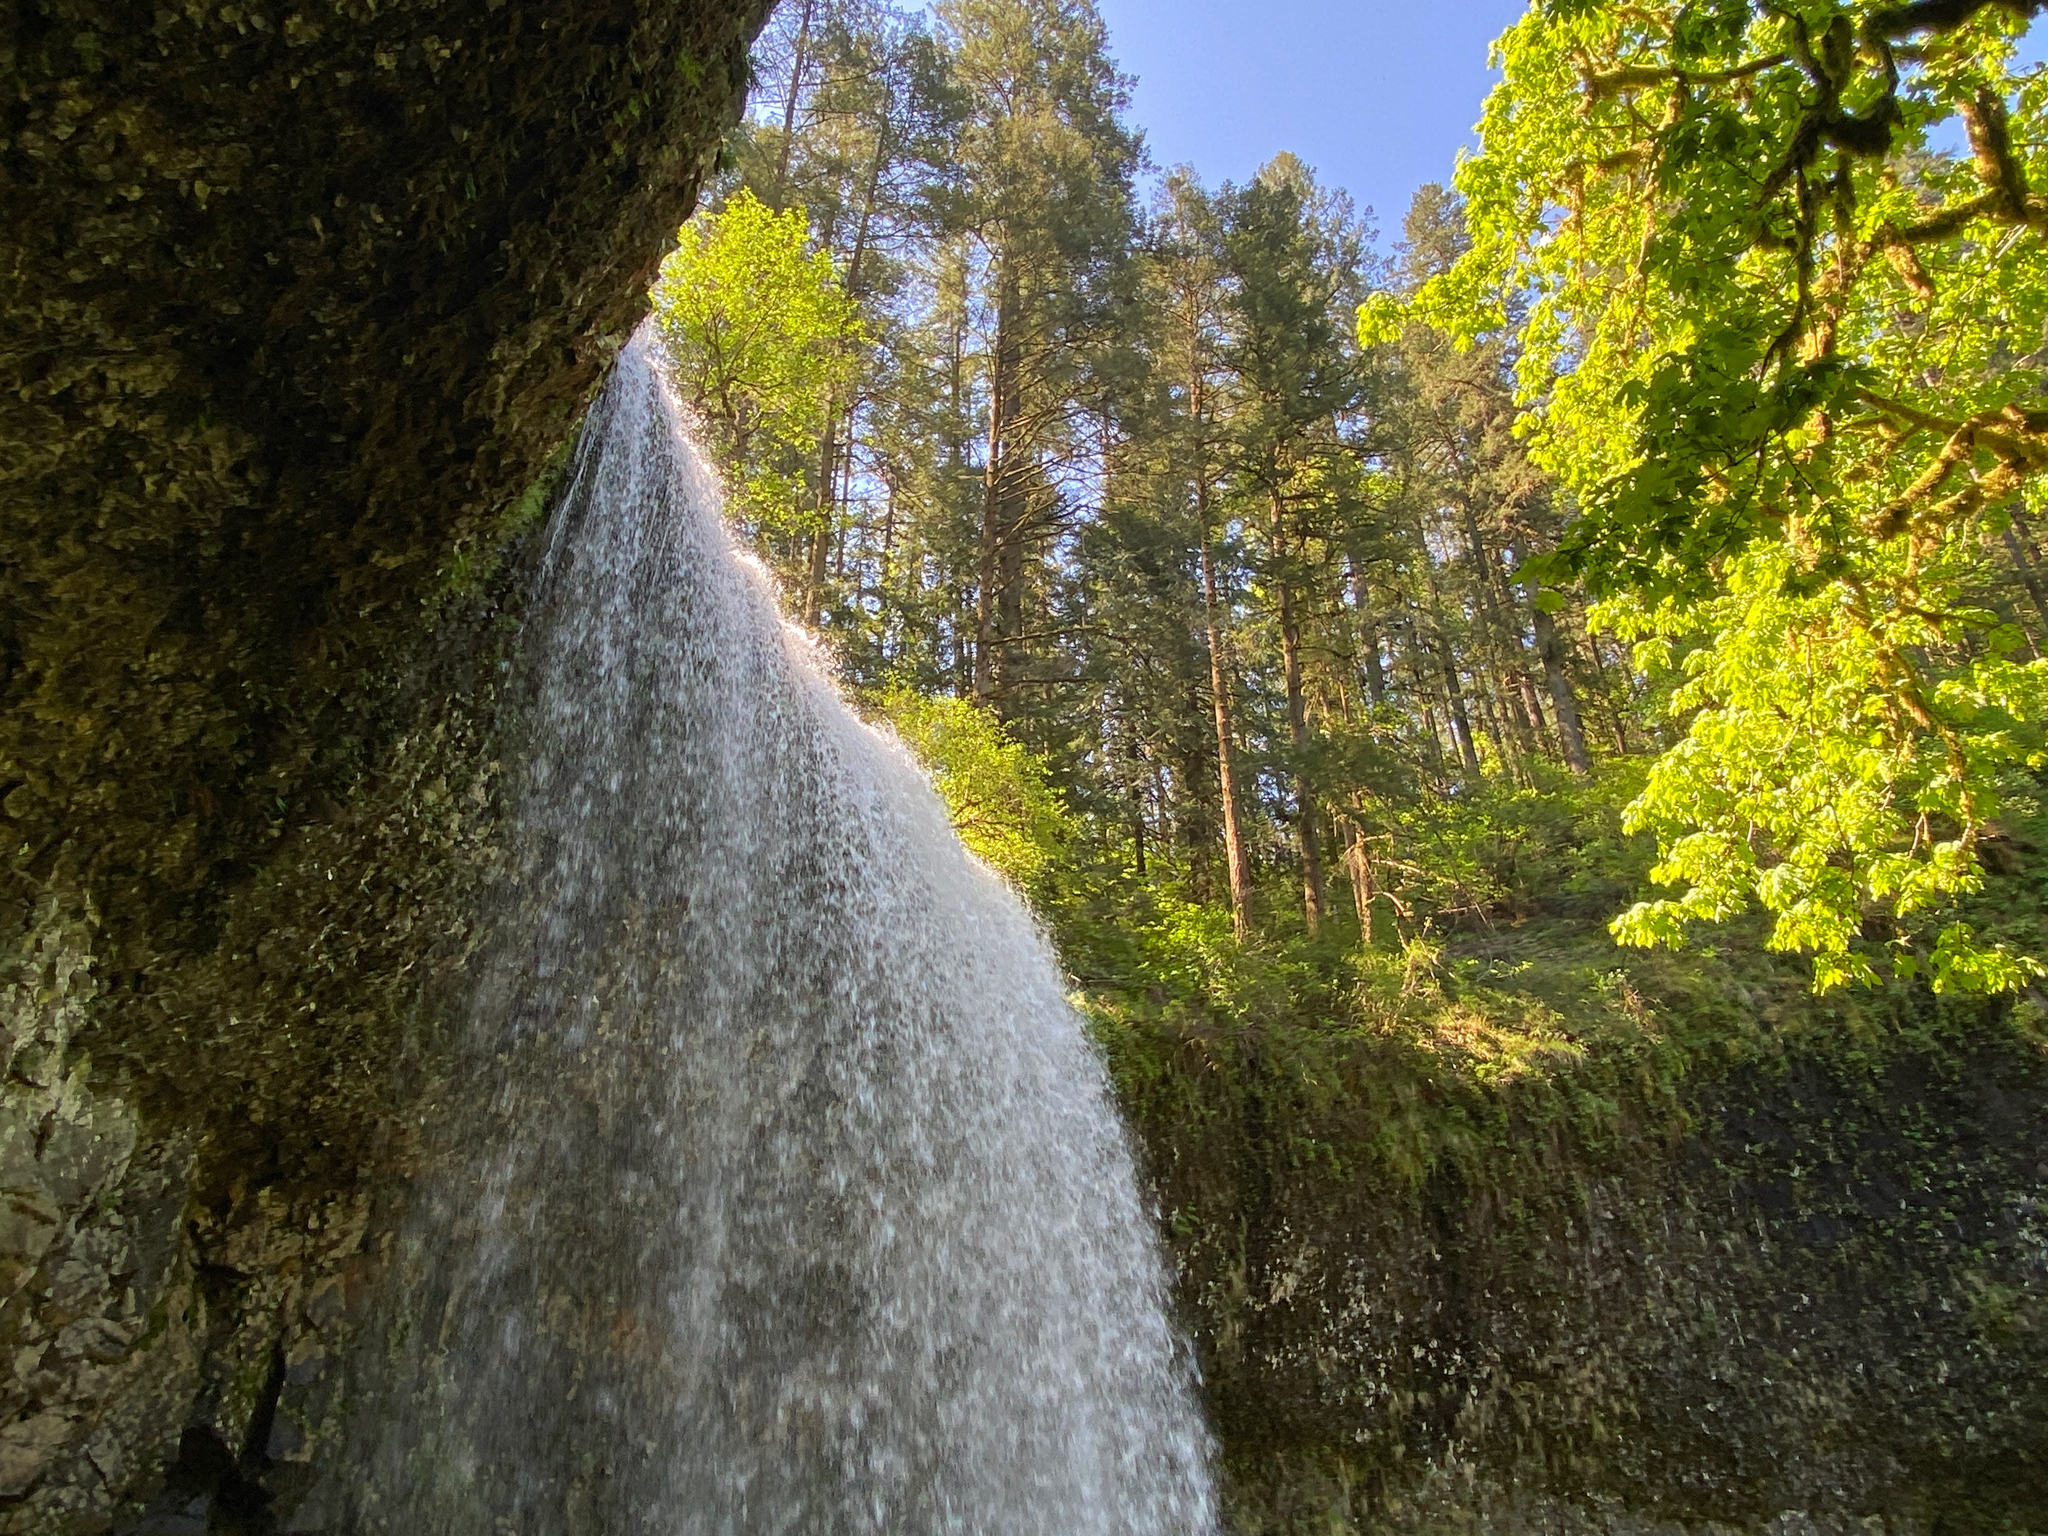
(344, 325, 1219, 1535)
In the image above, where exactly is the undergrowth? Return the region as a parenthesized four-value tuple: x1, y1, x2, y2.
(1051, 762, 2048, 1206)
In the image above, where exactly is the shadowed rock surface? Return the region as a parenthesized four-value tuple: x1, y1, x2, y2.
(2, 0, 766, 1524)
(1107, 966, 2048, 1535)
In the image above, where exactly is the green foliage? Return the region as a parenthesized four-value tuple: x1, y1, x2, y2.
(1075, 875, 1688, 1195)
(875, 688, 1074, 888)
(1372, 760, 1656, 925)
(704, 0, 2048, 1016)
(1608, 541, 2048, 990)
(1412, 0, 2048, 989)
(707, 1, 1634, 988)
(1219, 172, 1364, 464)
(651, 189, 863, 554)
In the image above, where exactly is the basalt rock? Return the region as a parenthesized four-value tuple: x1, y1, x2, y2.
(1113, 976, 2048, 1535)
(1, 0, 767, 1524)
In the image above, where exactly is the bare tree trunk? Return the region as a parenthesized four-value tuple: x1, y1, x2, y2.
(951, 588, 972, 695)
(803, 396, 841, 626)
(1184, 293, 1253, 940)
(1531, 602, 1591, 774)
(1272, 490, 1327, 933)
(1511, 656, 1551, 760)
(1493, 553, 1557, 762)
(1583, 628, 1632, 753)
(2000, 523, 2048, 653)
(1494, 601, 1552, 754)
(1415, 516, 1482, 776)
(1341, 814, 1376, 947)
(1201, 537, 1255, 942)
(1348, 557, 1387, 709)
(877, 472, 898, 599)
(1396, 615, 1449, 767)
(1441, 649, 1482, 777)
(769, 0, 816, 208)
(1471, 669, 1515, 778)
(1176, 710, 1217, 903)
(974, 265, 1022, 705)
(845, 125, 889, 299)
(1461, 505, 1552, 763)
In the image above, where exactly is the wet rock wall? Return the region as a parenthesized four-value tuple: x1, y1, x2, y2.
(1116, 995, 2048, 1535)
(1, 0, 768, 1523)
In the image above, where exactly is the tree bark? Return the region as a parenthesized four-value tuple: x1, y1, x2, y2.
(1396, 615, 1449, 768)
(975, 262, 1023, 706)
(1341, 813, 1376, 947)
(801, 120, 891, 630)
(1440, 647, 1482, 777)
(1461, 504, 1552, 763)
(803, 396, 841, 626)
(1348, 557, 1387, 709)
(876, 471, 897, 603)
(1584, 628, 1633, 754)
(1532, 602, 1591, 774)
(1998, 517, 2048, 652)
(769, 0, 816, 208)
(1273, 489, 1327, 933)
(1184, 285, 1254, 940)
(1201, 537, 1255, 941)
(844, 121, 889, 299)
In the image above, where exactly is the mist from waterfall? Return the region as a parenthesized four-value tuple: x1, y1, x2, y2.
(342, 324, 1219, 1535)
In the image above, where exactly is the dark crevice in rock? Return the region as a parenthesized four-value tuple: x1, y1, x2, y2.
(115, 1428, 274, 1536)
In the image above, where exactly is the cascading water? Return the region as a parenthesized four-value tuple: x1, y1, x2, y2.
(344, 325, 1219, 1534)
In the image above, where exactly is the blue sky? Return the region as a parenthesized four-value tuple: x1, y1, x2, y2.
(1094, 0, 1527, 240)
(1092, 2, 2048, 242)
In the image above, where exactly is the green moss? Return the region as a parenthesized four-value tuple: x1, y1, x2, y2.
(1094, 917, 2048, 1532)
(435, 428, 583, 606)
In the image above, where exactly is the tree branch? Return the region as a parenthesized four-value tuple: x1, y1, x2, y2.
(1585, 55, 1786, 99)
(1865, 0, 2045, 42)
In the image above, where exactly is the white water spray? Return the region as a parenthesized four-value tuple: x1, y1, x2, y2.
(346, 325, 1219, 1535)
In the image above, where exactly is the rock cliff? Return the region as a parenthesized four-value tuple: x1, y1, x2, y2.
(1104, 949, 2048, 1535)
(2, 0, 766, 1524)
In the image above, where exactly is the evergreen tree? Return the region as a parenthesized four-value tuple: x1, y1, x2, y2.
(938, 0, 1142, 718)
(649, 0, 2048, 996)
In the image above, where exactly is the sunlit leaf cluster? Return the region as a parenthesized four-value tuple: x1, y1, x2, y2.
(1416, 0, 2048, 988)
(876, 687, 1075, 888)
(651, 189, 865, 548)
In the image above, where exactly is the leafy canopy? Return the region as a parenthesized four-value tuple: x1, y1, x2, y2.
(877, 689, 1074, 889)
(651, 189, 864, 547)
(1407, 0, 2048, 991)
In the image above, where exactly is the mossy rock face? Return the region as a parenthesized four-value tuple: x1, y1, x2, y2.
(2, 0, 764, 967)
(1, 0, 766, 1523)
(1108, 974, 2048, 1535)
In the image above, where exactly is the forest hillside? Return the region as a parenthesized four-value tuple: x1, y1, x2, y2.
(651, 1, 2048, 1526)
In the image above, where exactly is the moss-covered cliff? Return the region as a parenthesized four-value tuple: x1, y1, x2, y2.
(1, 1, 767, 1525)
(1099, 928, 2048, 1534)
